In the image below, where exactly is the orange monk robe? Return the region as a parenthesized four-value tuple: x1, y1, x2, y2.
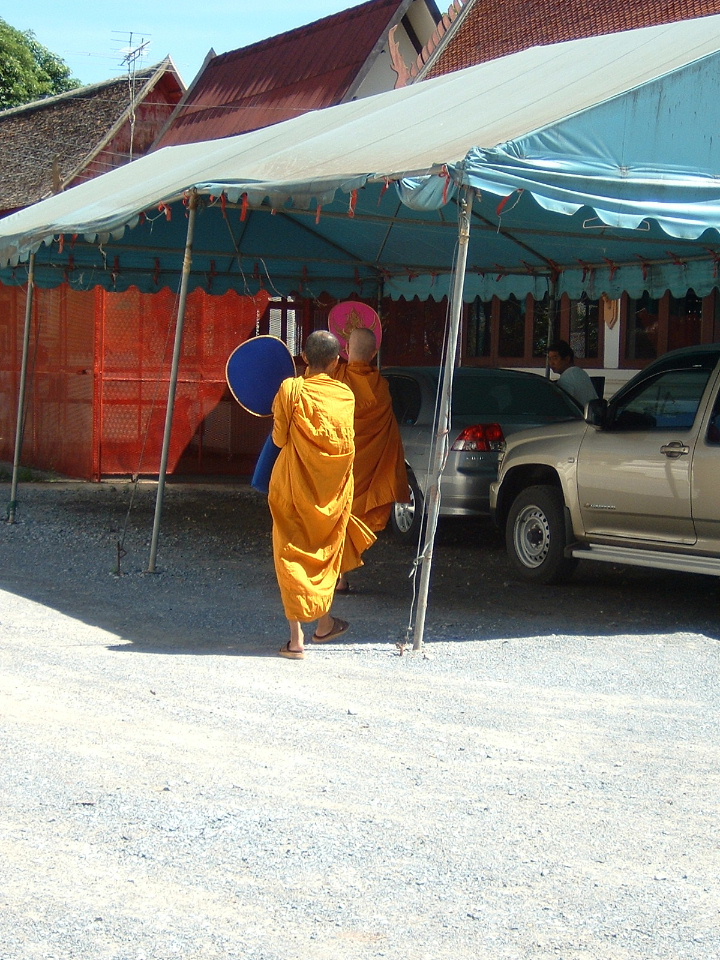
(335, 361, 410, 532)
(268, 373, 376, 622)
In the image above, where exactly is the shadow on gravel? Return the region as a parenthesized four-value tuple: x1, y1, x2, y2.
(2, 481, 719, 653)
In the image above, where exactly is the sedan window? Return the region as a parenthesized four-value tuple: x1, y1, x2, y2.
(453, 376, 580, 419)
(385, 376, 422, 425)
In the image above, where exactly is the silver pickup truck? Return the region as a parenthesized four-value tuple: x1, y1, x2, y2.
(490, 343, 720, 583)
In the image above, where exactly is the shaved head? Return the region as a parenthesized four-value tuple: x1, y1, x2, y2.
(304, 330, 340, 369)
(348, 326, 378, 363)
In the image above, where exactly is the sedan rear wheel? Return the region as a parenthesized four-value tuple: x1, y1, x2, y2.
(390, 469, 423, 545)
(506, 485, 577, 584)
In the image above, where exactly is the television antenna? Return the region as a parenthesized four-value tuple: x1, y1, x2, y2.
(112, 32, 152, 161)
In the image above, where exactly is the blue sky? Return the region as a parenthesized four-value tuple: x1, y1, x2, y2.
(2, 1, 358, 87)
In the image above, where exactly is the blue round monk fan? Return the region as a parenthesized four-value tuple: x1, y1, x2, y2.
(225, 336, 296, 494)
(225, 335, 296, 417)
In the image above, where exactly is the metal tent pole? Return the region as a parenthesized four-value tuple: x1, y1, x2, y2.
(544, 275, 557, 379)
(8, 252, 36, 524)
(412, 192, 472, 651)
(147, 192, 198, 573)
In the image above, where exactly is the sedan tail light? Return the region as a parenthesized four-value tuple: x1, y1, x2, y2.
(451, 423, 505, 452)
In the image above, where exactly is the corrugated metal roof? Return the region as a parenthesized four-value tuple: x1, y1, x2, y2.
(155, 0, 409, 147)
(422, 0, 720, 77)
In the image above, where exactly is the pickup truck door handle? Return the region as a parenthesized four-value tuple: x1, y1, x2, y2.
(660, 441, 690, 458)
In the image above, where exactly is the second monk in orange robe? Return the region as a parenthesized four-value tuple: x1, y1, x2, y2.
(335, 326, 409, 591)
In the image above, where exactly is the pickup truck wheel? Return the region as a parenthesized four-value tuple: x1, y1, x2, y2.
(389, 469, 423, 545)
(506, 485, 577, 584)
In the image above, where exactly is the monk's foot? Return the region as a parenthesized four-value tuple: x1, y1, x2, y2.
(311, 617, 350, 643)
(279, 642, 305, 659)
(335, 576, 351, 593)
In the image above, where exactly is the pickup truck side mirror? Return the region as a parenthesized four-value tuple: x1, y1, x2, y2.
(584, 397, 607, 427)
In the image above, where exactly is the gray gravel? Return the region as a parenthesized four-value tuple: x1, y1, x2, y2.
(1, 479, 719, 960)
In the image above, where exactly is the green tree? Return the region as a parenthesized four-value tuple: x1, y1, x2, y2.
(0, 18, 80, 109)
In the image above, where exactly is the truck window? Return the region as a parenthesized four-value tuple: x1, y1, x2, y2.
(706, 390, 720, 444)
(611, 368, 712, 432)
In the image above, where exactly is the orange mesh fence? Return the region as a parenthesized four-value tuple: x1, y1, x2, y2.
(100, 286, 268, 476)
(0, 285, 96, 479)
(0, 285, 266, 479)
(0, 284, 21, 468)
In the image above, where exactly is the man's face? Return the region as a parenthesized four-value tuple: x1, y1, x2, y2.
(548, 350, 570, 374)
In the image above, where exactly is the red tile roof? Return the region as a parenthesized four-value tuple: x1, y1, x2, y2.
(155, 0, 412, 147)
(421, 0, 720, 78)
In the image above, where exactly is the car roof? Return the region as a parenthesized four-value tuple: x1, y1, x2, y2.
(383, 363, 583, 422)
(646, 342, 720, 361)
(381, 366, 549, 382)
(615, 342, 720, 398)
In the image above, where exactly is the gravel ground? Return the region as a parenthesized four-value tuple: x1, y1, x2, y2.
(1, 479, 719, 960)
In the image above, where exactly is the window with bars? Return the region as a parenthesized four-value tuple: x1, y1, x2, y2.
(622, 288, 712, 367)
(263, 297, 303, 356)
(464, 293, 600, 366)
(569, 295, 600, 360)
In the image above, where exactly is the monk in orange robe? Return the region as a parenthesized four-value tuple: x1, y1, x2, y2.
(334, 326, 409, 591)
(269, 330, 375, 659)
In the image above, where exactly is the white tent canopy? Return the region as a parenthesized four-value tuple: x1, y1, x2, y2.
(2, 13, 720, 279)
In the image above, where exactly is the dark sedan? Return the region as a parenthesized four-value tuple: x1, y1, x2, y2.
(383, 366, 582, 542)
